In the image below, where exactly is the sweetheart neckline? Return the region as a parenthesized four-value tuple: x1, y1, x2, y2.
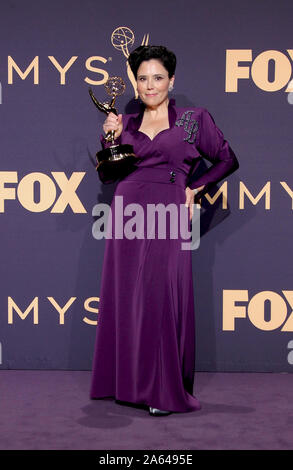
(137, 127, 170, 142)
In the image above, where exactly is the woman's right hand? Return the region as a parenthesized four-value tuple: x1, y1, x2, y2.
(103, 112, 123, 139)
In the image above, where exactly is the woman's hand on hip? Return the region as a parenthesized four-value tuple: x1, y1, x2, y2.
(185, 185, 205, 220)
(103, 112, 123, 139)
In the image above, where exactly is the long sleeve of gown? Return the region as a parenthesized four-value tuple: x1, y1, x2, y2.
(188, 108, 239, 201)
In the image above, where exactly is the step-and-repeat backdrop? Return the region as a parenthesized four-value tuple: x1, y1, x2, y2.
(0, 0, 292, 371)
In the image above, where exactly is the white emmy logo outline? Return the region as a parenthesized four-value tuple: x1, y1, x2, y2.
(111, 27, 150, 99)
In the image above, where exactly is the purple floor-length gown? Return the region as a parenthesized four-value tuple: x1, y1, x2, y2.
(90, 98, 239, 412)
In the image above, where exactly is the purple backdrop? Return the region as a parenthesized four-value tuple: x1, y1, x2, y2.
(0, 0, 293, 371)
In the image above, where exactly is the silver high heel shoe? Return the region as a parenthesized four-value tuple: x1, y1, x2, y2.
(149, 406, 172, 416)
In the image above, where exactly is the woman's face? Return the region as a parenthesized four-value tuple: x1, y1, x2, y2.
(136, 59, 174, 108)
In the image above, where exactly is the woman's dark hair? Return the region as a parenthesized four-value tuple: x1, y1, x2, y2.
(128, 45, 176, 79)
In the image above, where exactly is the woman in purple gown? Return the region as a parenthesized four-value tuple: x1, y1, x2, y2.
(90, 46, 239, 416)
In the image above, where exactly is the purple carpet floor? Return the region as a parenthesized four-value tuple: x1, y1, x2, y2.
(0, 371, 292, 450)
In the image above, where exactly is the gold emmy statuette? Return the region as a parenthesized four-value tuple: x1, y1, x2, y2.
(89, 76, 140, 183)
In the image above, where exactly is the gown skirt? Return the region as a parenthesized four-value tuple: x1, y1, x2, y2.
(90, 166, 201, 412)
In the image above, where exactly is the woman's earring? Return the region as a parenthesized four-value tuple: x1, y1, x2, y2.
(169, 84, 174, 92)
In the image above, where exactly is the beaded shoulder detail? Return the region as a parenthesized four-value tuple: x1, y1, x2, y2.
(175, 110, 198, 144)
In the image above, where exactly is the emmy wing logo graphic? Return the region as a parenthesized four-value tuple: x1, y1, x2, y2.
(111, 27, 150, 98)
